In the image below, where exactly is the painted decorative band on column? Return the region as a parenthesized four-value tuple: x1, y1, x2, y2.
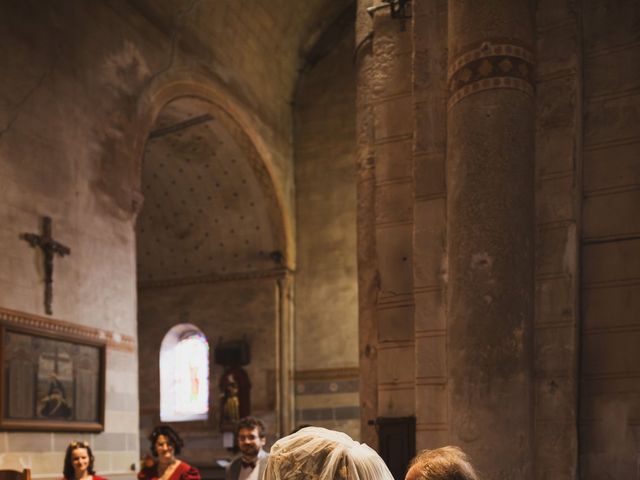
(448, 42, 534, 108)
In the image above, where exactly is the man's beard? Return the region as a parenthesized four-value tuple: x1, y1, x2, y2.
(240, 444, 260, 458)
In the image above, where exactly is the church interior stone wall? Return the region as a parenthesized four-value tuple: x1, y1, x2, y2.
(579, 1, 640, 477)
(355, 1, 640, 479)
(137, 279, 278, 465)
(293, 5, 360, 440)
(0, 1, 638, 479)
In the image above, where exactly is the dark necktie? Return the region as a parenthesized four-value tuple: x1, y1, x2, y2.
(241, 460, 256, 470)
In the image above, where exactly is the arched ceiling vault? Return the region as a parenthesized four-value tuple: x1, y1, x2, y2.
(136, 97, 284, 283)
(127, 0, 354, 126)
(132, 0, 355, 283)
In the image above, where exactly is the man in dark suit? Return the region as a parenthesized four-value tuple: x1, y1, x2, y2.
(226, 417, 268, 480)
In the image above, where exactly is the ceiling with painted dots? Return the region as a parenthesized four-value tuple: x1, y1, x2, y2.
(133, 0, 354, 283)
(136, 98, 282, 283)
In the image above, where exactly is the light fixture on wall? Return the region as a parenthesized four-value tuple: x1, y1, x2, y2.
(366, 0, 411, 20)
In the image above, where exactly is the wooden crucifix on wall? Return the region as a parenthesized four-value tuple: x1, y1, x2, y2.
(21, 216, 70, 315)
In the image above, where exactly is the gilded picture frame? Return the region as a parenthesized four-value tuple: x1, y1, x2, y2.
(0, 323, 106, 432)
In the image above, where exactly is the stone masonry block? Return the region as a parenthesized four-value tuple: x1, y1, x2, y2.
(375, 139, 412, 182)
(371, 51, 412, 100)
(413, 48, 447, 98)
(534, 419, 577, 480)
(373, 18, 412, 56)
(416, 430, 449, 452)
(373, 95, 414, 140)
(378, 388, 415, 417)
(8, 432, 51, 452)
(537, 24, 579, 78)
(0, 453, 28, 470)
(378, 304, 414, 342)
(91, 432, 129, 451)
(110, 451, 138, 473)
(535, 276, 574, 326)
(582, 330, 640, 376)
(414, 97, 446, 153)
(413, 198, 445, 287)
(412, 0, 447, 31)
(583, 0, 640, 54)
(53, 433, 91, 451)
(416, 384, 447, 424)
(585, 93, 640, 147)
(583, 239, 640, 283)
(536, 225, 572, 275)
(534, 325, 576, 374)
(375, 180, 413, 225)
(29, 452, 62, 476)
(581, 376, 640, 399)
(585, 43, 640, 98)
(415, 335, 446, 379)
(296, 392, 359, 410)
(105, 392, 140, 412)
(535, 376, 576, 422)
(376, 224, 413, 295)
(414, 152, 445, 199)
(584, 142, 640, 193)
(536, 175, 575, 223)
(537, 76, 576, 129)
(535, 124, 576, 177)
(536, 0, 574, 27)
(107, 350, 138, 372)
(414, 289, 445, 332)
(583, 283, 640, 331)
(106, 370, 138, 395)
(583, 190, 640, 240)
(378, 345, 414, 384)
(104, 410, 139, 434)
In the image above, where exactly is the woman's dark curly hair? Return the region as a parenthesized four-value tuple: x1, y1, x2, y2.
(63, 441, 95, 480)
(149, 425, 184, 457)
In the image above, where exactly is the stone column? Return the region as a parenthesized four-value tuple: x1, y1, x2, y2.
(276, 273, 294, 436)
(446, 2, 535, 478)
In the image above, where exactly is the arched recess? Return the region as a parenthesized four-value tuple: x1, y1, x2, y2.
(134, 73, 296, 454)
(131, 71, 295, 270)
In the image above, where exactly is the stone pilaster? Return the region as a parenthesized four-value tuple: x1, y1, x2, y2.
(446, 2, 535, 478)
(356, 0, 416, 446)
(533, 1, 582, 478)
(355, 0, 379, 448)
(371, 7, 415, 425)
(412, 0, 449, 450)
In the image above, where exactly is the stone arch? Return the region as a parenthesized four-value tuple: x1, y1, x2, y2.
(131, 69, 294, 269)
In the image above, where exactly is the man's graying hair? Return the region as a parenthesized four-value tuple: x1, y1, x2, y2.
(409, 446, 478, 480)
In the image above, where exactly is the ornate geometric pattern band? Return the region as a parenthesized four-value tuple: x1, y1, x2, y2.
(448, 42, 534, 108)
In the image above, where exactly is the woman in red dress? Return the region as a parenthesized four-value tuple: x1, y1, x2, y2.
(63, 441, 107, 480)
(138, 426, 201, 480)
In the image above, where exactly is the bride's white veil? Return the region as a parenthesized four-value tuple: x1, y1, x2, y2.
(263, 426, 394, 480)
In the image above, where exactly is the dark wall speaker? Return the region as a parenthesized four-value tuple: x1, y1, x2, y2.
(214, 338, 251, 366)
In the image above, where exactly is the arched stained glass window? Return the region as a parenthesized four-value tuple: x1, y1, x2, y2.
(160, 324, 209, 422)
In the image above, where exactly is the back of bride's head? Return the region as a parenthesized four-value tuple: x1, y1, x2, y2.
(263, 426, 394, 480)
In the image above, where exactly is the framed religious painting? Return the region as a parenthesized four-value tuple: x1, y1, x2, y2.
(0, 323, 106, 431)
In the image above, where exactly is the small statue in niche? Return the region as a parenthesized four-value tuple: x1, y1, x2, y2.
(218, 366, 251, 431)
(222, 374, 240, 422)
